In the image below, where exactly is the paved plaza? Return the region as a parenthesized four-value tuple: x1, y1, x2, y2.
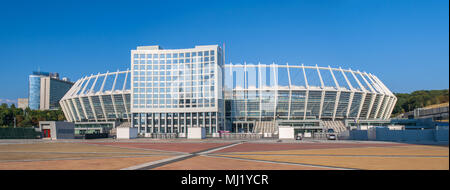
(0, 139, 447, 170)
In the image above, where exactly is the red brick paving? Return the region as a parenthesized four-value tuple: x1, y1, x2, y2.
(86, 142, 232, 153)
(213, 143, 410, 153)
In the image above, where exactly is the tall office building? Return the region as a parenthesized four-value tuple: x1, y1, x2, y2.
(130, 45, 225, 134)
(28, 71, 74, 110)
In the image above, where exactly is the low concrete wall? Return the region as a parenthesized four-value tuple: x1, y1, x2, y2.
(375, 128, 434, 142)
(349, 130, 368, 140)
(349, 127, 449, 142)
(435, 126, 449, 142)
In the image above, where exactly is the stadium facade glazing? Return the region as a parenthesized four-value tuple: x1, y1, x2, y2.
(60, 45, 397, 135)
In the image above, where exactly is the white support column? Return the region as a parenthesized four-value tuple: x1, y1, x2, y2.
(273, 63, 278, 120)
(65, 79, 81, 98)
(78, 97, 89, 120)
(357, 71, 375, 92)
(340, 68, 354, 90)
(364, 72, 382, 94)
(356, 93, 366, 119)
(366, 94, 376, 119)
(60, 100, 71, 122)
(88, 74, 100, 122)
(380, 95, 391, 119)
(374, 94, 385, 119)
(71, 99, 82, 121)
(122, 70, 130, 120)
(244, 62, 247, 121)
(344, 91, 353, 118)
(383, 97, 394, 119)
(62, 100, 72, 122)
(340, 68, 354, 118)
(348, 70, 370, 119)
(78, 77, 89, 120)
(364, 73, 386, 119)
(63, 79, 83, 120)
(350, 70, 366, 92)
(356, 72, 376, 119)
(386, 97, 397, 119)
(316, 65, 325, 119)
(371, 74, 394, 97)
(258, 63, 263, 122)
(329, 66, 340, 121)
(332, 91, 340, 121)
(69, 100, 79, 122)
(286, 63, 292, 120)
(302, 64, 309, 120)
(99, 73, 108, 121)
(65, 100, 77, 122)
(111, 72, 119, 118)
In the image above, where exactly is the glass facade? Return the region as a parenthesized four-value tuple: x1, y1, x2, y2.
(28, 75, 41, 110)
(223, 64, 397, 131)
(130, 45, 224, 134)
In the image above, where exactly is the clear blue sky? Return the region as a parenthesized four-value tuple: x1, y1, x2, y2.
(0, 0, 448, 104)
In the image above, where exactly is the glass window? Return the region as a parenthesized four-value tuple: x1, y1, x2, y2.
(186, 52, 190, 57)
(179, 53, 184, 58)
(210, 50, 214, 55)
(204, 51, 209, 56)
(192, 52, 196, 57)
(147, 54, 152, 58)
(159, 54, 165, 58)
(198, 51, 203, 56)
(166, 53, 171, 58)
(173, 53, 178, 58)
(134, 54, 138, 58)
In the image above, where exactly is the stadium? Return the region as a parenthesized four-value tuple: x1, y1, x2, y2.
(60, 45, 397, 137)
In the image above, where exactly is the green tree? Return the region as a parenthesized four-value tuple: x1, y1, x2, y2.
(392, 89, 449, 117)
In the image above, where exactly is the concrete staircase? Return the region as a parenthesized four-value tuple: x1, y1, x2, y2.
(254, 121, 278, 134)
(322, 120, 347, 133)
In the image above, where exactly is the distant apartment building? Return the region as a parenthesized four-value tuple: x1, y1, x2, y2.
(17, 98, 28, 109)
(28, 71, 74, 110)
